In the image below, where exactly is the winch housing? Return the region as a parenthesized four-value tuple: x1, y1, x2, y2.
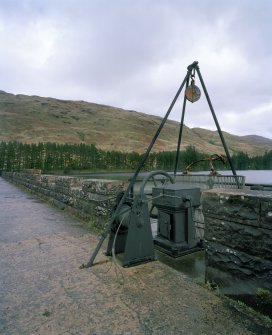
(152, 184, 201, 256)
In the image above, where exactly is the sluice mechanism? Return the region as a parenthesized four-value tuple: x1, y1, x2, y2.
(85, 61, 239, 268)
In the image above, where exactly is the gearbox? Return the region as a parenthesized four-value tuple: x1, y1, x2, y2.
(152, 184, 201, 257)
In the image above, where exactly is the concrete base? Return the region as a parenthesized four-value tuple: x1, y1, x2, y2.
(154, 235, 203, 257)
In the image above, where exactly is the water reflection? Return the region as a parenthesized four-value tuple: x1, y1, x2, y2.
(155, 250, 205, 283)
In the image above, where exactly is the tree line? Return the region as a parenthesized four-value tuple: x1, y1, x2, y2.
(0, 141, 271, 173)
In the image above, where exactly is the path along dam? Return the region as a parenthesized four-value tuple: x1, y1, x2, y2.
(0, 177, 271, 335)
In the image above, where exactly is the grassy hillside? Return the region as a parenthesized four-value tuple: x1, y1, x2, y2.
(0, 90, 271, 156)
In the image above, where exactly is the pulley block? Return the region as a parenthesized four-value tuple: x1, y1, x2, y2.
(185, 80, 201, 103)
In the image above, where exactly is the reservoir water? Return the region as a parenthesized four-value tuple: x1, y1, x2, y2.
(197, 170, 272, 185)
(79, 170, 272, 185)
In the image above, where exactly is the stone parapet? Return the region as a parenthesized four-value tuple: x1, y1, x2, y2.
(2, 172, 127, 227)
(202, 188, 272, 294)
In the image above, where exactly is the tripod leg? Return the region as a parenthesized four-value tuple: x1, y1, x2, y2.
(85, 228, 110, 267)
(84, 62, 196, 267)
(196, 66, 240, 188)
(174, 77, 189, 175)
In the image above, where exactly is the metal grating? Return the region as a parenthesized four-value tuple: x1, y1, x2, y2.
(173, 174, 245, 190)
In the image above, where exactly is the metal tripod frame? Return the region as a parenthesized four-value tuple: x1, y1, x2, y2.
(85, 60, 239, 268)
(174, 62, 239, 183)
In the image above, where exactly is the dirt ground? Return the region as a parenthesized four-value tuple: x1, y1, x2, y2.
(0, 177, 271, 335)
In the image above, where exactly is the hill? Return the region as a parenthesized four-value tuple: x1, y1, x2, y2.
(0, 90, 271, 156)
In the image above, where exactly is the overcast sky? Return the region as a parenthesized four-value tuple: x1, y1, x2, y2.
(1, 0, 272, 139)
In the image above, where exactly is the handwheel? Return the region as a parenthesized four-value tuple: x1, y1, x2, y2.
(139, 171, 174, 218)
(139, 170, 174, 197)
(140, 170, 174, 219)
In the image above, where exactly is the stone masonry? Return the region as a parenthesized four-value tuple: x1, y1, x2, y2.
(2, 171, 127, 227)
(202, 188, 272, 294)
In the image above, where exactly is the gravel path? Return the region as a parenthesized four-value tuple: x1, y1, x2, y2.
(0, 177, 271, 335)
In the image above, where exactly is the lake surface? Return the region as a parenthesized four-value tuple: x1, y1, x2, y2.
(79, 170, 272, 185)
(193, 170, 272, 185)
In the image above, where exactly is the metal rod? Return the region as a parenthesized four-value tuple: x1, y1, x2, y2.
(86, 230, 107, 267)
(195, 65, 240, 188)
(85, 61, 197, 267)
(174, 77, 189, 176)
(129, 62, 196, 186)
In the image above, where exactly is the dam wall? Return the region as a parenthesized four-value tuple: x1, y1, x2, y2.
(202, 188, 272, 294)
(2, 171, 207, 238)
(1, 171, 247, 245)
(2, 170, 126, 228)
(4, 170, 271, 296)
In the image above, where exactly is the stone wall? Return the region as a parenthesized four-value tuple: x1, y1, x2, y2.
(202, 188, 272, 294)
(2, 171, 127, 228)
(173, 174, 245, 244)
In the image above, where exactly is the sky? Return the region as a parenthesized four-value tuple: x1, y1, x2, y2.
(0, 0, 272, 139)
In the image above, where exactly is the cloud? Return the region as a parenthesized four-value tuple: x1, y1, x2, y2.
(0, 0, 271, 139)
